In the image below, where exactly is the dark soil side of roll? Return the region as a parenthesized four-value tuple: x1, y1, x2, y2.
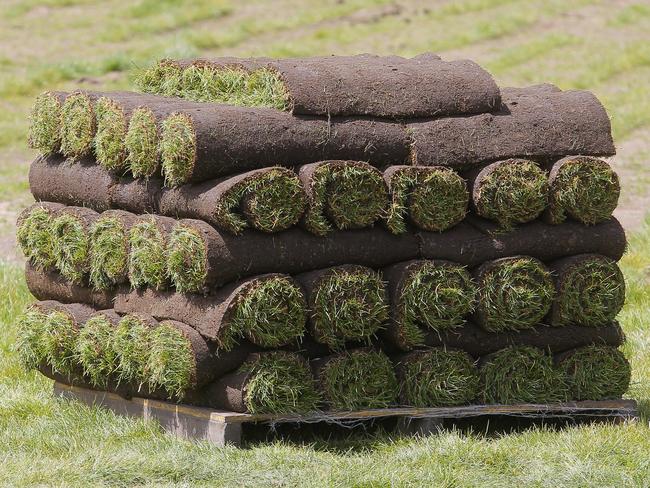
(479, 346, 567, 404)
(467, 159, 549, 229)
(299, 161, 389, 236)
(545, 156, 620, 225)
(474, 256, 555, 332)
(16, 201, 64, 269)
(312, 349, 398, 411)
(128, 214, 176, 290)
(89, 210, 138, 290)
(28, 91, 67, 154)
(556, 345, 631, 401)
(297, 265, 389, 350)
(384, 165, 468, 234)
(548, 254, 625, 327)
(52, 206, 99, 284)
(75, 309, 121, 387)
(395, 349, 479, 407)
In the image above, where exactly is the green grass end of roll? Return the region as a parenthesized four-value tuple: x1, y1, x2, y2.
(94, 97, 128, 171)
(17, 207, 57, 269)
(42, 310, 79, 375)
(14, 307, 49, 369)
(112, 315, 154, 385)
(60, 92, 95, 160)
(28, 92, 62, 153)
(89, 217, 129, 290)
(160, 113, 196, 187)
(52, 214, 90, 284)
(126, 107, 160, 178)
(128, 219, 168, 290)
(75, 314, 117, 387)
(166, 224, 207, 293)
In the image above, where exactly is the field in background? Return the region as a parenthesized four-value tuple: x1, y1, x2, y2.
(0, 0, 649, 485)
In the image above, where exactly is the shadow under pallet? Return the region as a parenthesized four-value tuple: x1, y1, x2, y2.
(53, 382, 639, 447)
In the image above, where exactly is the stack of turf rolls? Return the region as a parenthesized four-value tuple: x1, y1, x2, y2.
(17, 53, 631, 415)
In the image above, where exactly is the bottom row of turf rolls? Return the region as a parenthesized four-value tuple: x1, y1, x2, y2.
(16, 301, 631, 414)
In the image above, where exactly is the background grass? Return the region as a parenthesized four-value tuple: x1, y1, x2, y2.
(1, 0, 649, 485)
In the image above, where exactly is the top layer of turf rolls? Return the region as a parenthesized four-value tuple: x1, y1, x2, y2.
(28, 91, 66, 154)
(136, 53, 501, 118)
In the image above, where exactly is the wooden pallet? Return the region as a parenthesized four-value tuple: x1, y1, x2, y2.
(54, 382, 639, 447)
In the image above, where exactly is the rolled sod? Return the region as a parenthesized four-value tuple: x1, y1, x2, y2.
(466, 159, 549, 228)
(199, 351, 320, 414)
(296, 265, 389, 350)
(16, 201, 64, 269)
(556, 345, 631, 401)
(28, 91, 67, 154)
(128, 214, 176, 290)
(159, 167, 306, 234)
(395, 349, 479, 407)
(165, 218, 420, 291)
(51, 206, 99, 283)
(548, 254, 625, 327)
(15, 302, 54, 369)
(138, 54, 500, 118)
(29, 154, 162, 214)
(384, 166, 468, 234)
(382, 260, 477, 350)
(89, 210, 138, 290)
(115, 273, 306, 350)
(112, 312, 158, 385)
(409, 87, 615, 168)
(479, 346, 567, 404)
(75, 309, 121, 387)
(312, 349, 398, 411)
(59, 91, 97, 160)
(299, 161, 389, 236)
(24, 262, 117, 309)
(474, 256, 554, 332)
(157, 102, 409, 186)
(545, 156, 620, 225)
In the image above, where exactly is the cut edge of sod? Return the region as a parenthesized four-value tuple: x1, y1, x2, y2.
(126, 107, 160, 178)
(166, 224, 207, 293)
(42, 310, 79, 375)
(17, 206, 57, 269)
(398, 349, 479, 407)
(311, 266, 389, 350)
(399, 261, 477, 334)
(14, 306, 49, 369)
(555, 256, 625, 327)
(128, 218, 168, 290)
(548, 157, 620, 225)
(52, 213, 90, 284)
(319, 349, 398, 411)
(60, 92, 95, 160)
(480, 346, 567, 404)
(113, 314, 155, 386)
(475, 159, 549, 229)
(215, 168, 306, 234)
(135, 59, 184, 96)
(558, 345, 631, 400)
(386, 167, 469, 234)
(160, 112, 196, 187)
(75, 313, 117, 387)
(28, 92, 62, 153)
(226, 276, 307, 350)
(476, 257, 554, 332)
(89, 216, 129, 290)
(304, 163, 389, 236)
(94, 97, 128, 171)
(239, 351, 320, 414)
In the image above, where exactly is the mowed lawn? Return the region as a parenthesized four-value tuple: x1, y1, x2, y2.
(1, 0, 650, 486)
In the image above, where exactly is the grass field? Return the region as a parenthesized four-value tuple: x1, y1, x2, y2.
(1, 0, 649, 486)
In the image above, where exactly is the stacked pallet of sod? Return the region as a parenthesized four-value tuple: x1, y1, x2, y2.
(16, 54, 630, 415)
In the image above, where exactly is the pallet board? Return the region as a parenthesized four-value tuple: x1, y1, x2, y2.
(54, 382, 639, 447)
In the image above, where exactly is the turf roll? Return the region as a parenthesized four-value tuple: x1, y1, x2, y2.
(159, 167, 306, 234)
(165, 218, 420, 291)
(545, 156, 620, 225)
(138, 54, 500, 118)
(384, 166, 468, 234)
(15, 301, 57, 369)
(556, 345, 631, 401)
(16, 201, 64, 269)
(112, 312, 158, 385)
(473, 256, 554, 332)
(89, 210, 138, 290)
(75, 309, 121, 387)
(299, 161, 389, 236)
(466, 159, 549, 228)
(59, 91, 98, 160)
(409, 86, 615, 168)
(115, 273, 306, 350)
(382, 260, 476, 350)
(51, 206, 99, 283)
(296, 265, 389, 350)
(312, 349, 398, 410)
(199, 351, 320, 414)
(548, 254, 625, 327)
(128, 214, 176, 290)
(157, 102, 409, 186)
(24, 262, 117, 309)
(479, 346, 567, 404)
(395, 349, 479, 407)
(28, 91, 67, 154)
